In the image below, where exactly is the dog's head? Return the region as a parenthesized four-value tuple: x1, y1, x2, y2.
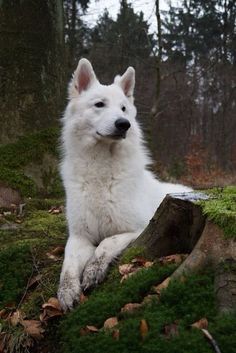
(64, 58, 139, 144)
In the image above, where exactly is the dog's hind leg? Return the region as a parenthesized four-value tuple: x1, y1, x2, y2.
(58, 235, 95, 311)
(82, 230, 141, 291)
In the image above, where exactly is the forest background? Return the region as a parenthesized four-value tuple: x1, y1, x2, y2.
(1, 0, 235, 191)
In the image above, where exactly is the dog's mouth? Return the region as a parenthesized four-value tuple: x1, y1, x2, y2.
(96, 131, 126, 140)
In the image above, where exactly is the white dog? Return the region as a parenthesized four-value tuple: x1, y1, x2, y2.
(58, 58, 191, 310)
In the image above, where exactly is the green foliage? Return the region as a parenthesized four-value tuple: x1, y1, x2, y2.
(198, 186, 236, 238)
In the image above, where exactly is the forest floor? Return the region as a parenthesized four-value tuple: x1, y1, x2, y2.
(0, 190, 236, 353)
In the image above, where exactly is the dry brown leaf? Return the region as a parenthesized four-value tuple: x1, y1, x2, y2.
(153, 277, 170, 294)
(46, 252, 60, 261)
(86, 325, 99, 332)
(21, 320, 45, 339)
(112, 329, 120, 340)
(79, 293, 88, 304)
(0, 309, 8, 320)
(140, 319, 148, 340)
(158, 254, 188, 265)
(28, 274, 42, 289)
(144, 261, 154, 268)
(8, 310, 24, 326)
(79, 325, 99, 336)
(131, 257, 147, 266)
(164, 322, 179, 338)
(118, 263, 135, 276)
(42, 297, 62, 311)
(121, 303, 142, 313)
(40, 297, 63, 322)
(191, 318, 208, 330)
(50, 246, 64, 256)
(104, 317, 118, 330)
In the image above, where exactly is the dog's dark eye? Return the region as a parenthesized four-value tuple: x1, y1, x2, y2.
(95, 102, 105, 108)
(121, 106, 126, 112)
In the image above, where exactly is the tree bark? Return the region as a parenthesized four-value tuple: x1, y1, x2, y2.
(0, 0, 65, 143)
(130, 192, 236, 313)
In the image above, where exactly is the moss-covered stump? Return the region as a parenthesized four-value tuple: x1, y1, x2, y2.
(0, 128, 63, 199)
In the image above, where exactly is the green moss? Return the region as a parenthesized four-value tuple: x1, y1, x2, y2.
(198, 186, 236, 238)
(0, 167, 37, 197)
(0, 128, 61, 197)
(120, 246, 146, 263)
(0, 243, 33, 306)
(24, 210, 66, 237)
(0, 128, 60, 169)
(58, 269, 236, 353)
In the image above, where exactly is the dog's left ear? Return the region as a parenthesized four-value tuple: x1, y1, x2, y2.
(115, 67, 135, 102)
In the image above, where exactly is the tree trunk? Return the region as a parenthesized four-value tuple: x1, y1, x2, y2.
(0, 0, 65, 143)
(130, 192, 236, 313)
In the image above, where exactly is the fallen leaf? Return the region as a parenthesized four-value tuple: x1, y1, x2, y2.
(158, 254, 188, 265)
(21, 320, 45, 339)
(140, 319, 148, 340)
(40, 297, 63, 322)
(118, 263, 135, 276)
(191, 318, 208, 330)
(79, 293, 88, 304)
(153, 277, 170, 294)
(8, 310, 24, 326)
(121, 303, 142, 313)
(112, 329, 120, 340)
(86, 325, 99, 332)
(104, 317, 118, 330)
(79, 325, 99, 336)
(28, 274, 42, 289)
(46, 252, 60, 261)
(164, 322, 179, 338)
(0, 309, 8, 320)
(144, 261, 154, 268)
(131, 257, 147, 266)
(50, 246, 64, 256)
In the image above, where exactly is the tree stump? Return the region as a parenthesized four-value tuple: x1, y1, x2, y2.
(131, 192, 236, 313)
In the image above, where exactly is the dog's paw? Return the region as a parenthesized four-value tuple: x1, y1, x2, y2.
(82, 255, 109, 291)
(57, 273, 81, 311)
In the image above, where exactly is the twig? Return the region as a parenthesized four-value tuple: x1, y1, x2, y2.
(201, 329, 222, 353)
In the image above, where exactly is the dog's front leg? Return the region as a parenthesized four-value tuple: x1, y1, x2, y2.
(82, 230, 141, 291)
(58, 235, 95, 311)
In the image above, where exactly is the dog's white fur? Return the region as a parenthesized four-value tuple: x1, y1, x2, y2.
(58, 59, 191, 310)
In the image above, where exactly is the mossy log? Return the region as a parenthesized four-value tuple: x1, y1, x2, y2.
(131, 192, 236, 313)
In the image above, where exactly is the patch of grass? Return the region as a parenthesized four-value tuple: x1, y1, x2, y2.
(0, 243, 33, 307)
(58, 269, 236, 353)
(198, 186, 236, 237)
(24, 210, 66, 237)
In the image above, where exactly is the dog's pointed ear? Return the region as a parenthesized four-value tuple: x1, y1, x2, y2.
(69, 58, 97, 99)
(115, 67, 135, 101)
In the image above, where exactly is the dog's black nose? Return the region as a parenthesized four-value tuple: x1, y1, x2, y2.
(115, 118, 131, 132)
